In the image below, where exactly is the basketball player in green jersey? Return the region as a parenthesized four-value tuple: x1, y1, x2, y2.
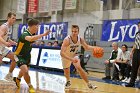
(13, 18, 51, 93)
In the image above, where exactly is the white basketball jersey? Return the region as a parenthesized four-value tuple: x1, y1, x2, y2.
(64, 35, 81, 57)
(0, 23, 11, 46)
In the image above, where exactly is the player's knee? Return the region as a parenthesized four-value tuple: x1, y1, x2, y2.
(23, 70, 29, 75)
(10, 57, 15, 62)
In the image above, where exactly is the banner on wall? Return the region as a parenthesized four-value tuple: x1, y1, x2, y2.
(17, 0, 26, 14)
(101, 19, 140, 42)
(65, 0, 77, 9)
(51, 0, 62, 11)
(38, 0, 50, 13)
(17, 22, 68, 40)
(28, 0, 38, 13)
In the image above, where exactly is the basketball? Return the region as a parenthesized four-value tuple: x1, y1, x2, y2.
(92, 47, 104, 58)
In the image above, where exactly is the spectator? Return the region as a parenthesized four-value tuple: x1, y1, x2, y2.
(46, 42, 52, 46)
(102, 42, 122, 80)
(40, 40, 45, 46)
(115, 44, 131, 82)
(53, 40, 59, 47)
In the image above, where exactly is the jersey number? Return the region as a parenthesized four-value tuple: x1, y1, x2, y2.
(70, 47, 76, 52)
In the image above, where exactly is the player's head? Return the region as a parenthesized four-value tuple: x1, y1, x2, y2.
(28, 18, 39, 33)
(71, 25, 79, 37)
(112, 42, 118, 51)
(7, 12, 16, 25)
(121, 44, 128, 52)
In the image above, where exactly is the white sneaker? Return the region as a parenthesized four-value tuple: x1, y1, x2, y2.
(136, 76, 140, 82)
(126, 78, 131, 83)
(4, 73, 13, 82)
(122, 78, 128, 82)
(87, 83, 97, 90)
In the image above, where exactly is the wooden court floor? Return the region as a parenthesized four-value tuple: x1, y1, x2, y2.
(0, 66, 139, 93)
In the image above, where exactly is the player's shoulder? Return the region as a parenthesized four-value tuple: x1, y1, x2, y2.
(0, 23, 8, 29)
(62, 35, 70, 45)
(64, 35, 70, 41)
(0, 26, 8, 33)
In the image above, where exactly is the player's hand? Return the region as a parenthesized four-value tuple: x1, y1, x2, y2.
(104, 60, 109, 64)
(114, 59, 117, 63)
(9, 41, 17, 46)
(44, 30, 51, 36)
(5, 42, 12, 47)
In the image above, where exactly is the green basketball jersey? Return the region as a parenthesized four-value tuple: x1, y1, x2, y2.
(14, 30, 33, 57)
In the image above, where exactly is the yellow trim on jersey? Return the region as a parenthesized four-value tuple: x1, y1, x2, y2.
(14, 42, 24, 55)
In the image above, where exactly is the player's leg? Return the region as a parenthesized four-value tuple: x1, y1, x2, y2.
(19, 65, 35, 93)
(73, 57, 88, 82)
(64, 68, 71, 88)
(0, 47, 16, 81)
(6, 52, 16, 72)
(62, 58, 72, 88)
(13, 70, 22, 88)
(13, 57, 24, 88)
(73, 56, 97, 89)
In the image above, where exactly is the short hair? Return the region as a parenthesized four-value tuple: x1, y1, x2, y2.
(121, 44, 128, 51)
(7, 12, 16, 18)
(112, 42, 118, 47)
(72, 25, 79, 31)
(28, 18, 39, 26)
(47, 42, 52, 45)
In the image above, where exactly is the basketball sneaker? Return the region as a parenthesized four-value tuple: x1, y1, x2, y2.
(87, 83, 97, 90)
(4, 73, 13, 82)
(13, 77, 21, 88)
(29, 85, 35, 93)
(65, 81, 71, 88)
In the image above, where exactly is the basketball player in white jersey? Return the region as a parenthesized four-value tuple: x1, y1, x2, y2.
(0, 12, 17, 81)
(60, 25, 101, 89)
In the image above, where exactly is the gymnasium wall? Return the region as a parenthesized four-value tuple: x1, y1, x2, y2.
(0, 0, 138, 72)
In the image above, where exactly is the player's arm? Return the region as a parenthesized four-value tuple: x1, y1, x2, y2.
(0, 25, 11, 46)
(116, 51, 130, 63)
(60, 38, 77, 62)
(8, 39, 17, 46)
(130, 45, 135, 59)
(60, 39, 72, 61)
(25, 30, 51, 42)
(80, 37, 98, 51)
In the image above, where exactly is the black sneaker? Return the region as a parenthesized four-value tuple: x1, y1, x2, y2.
(13, 77, 21, 88)
(102, 76, 111, 80)
(125, 83, 134, 87)
(112, 77, 120, 81)
(65, 81, 71, 88)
